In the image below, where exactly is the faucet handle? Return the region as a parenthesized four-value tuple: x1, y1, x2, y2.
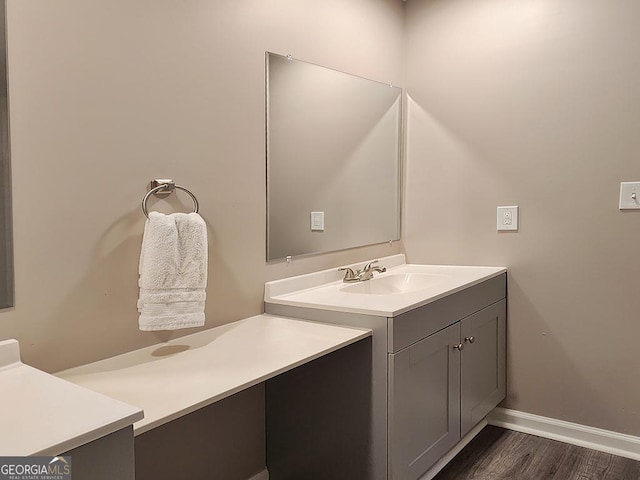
(363, 260, 379, 271)
(338, 267, 358, 281)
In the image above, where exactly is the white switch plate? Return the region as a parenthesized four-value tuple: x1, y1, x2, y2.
(497, 206, 518, 231)
(619, 182, 640, 210)
(310, 211, 325, 231)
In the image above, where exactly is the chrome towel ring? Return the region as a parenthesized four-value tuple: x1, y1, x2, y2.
(141, 179, 199, 219)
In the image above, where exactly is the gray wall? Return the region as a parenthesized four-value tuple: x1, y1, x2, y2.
(404, 0, 640, 436)
(0, 0, 404, 373)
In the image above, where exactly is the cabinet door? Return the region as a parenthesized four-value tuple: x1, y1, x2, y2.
(388, 323, 461, 480)
(460, 299, 506, 437)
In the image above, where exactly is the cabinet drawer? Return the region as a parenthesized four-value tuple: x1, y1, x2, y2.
(388, 274, 506, 353)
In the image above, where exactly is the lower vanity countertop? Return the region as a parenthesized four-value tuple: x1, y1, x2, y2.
(56, 314, 371, 435)
(0, 339, 143, 456)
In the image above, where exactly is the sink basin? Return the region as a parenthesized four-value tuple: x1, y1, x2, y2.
(264, 254, 506, 316)
(340, 273, 447, 295)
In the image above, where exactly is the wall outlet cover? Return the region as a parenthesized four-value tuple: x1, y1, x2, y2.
(497, 206, 518, 231)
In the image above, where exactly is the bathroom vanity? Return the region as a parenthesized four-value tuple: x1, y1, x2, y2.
(55, 315, 371, 480)
(0, 339, 142, 480)
(265, 254, 506, 480)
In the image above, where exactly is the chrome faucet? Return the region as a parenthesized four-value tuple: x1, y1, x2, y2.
(338, 267, 359, 282)
(338, 260, 387, 283)
(359, 260, 387, 281)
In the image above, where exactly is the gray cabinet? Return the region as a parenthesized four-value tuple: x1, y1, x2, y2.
(388, 298, 506, 480)
(62, 427, 135, 480)
(389, 323, 461, 480)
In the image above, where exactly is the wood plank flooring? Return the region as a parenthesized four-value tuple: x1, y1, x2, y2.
(433, 426, 640, 480)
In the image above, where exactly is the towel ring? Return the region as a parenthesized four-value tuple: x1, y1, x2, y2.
(141, 179, 199, 219)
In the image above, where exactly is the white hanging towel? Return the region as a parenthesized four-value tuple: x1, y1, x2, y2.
(137, 212, 208, 331)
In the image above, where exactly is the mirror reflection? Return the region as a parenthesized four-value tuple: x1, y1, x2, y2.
(0, 0, 13, 308)
(266, 52, 402, 261)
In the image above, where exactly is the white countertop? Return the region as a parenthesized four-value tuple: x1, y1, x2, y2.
(0, 339, 143, 456)
(265, 254, 507, 317)
(57, 314, 371, 435)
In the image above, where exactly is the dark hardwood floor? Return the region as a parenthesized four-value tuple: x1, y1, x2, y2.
(433, 426, 640, 480)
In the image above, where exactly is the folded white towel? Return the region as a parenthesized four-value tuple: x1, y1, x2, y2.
(137, 212, 208, 331)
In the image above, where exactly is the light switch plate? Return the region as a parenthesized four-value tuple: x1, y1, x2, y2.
(619, 182, 640, 210)
(497, 206, 518, 231)
(310, 211, 325, 231)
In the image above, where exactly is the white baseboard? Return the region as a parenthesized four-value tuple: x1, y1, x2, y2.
(418, 419, 488, 480)
(247, 468, 269, 480)
(488, 407, 640, 461)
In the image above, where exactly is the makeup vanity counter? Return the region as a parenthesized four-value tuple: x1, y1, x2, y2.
(1, 315, 369, 479)
(56, 314, 370, 435)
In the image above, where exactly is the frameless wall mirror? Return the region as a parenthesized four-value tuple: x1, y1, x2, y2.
(0, 0, 13, 308)
(266, 52, 402, 261)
